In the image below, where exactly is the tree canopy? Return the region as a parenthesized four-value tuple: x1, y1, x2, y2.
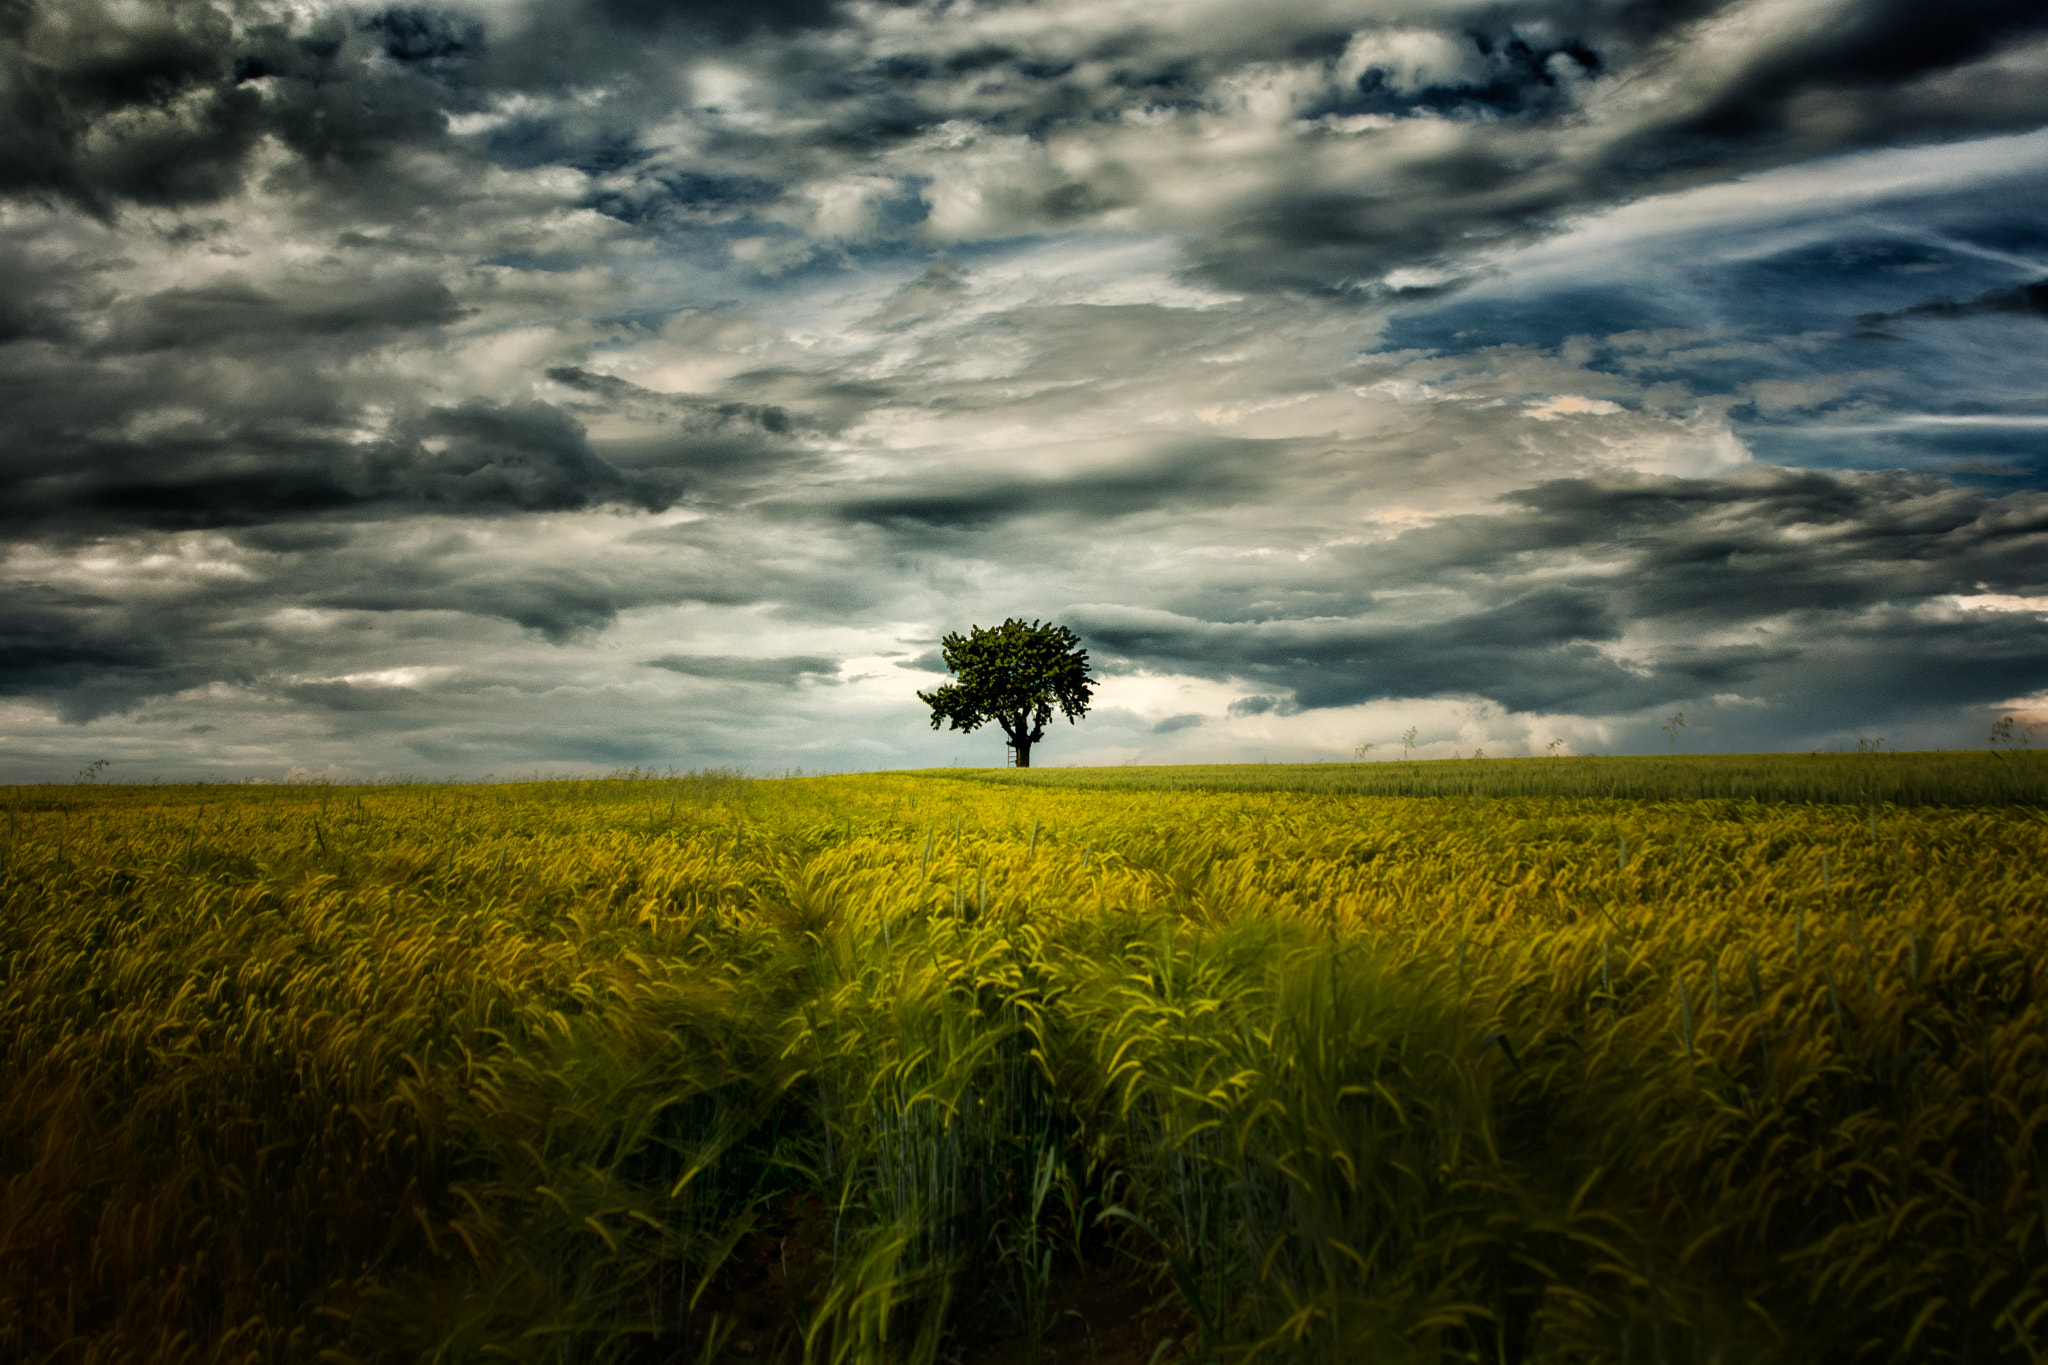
(916, 618, 1094, 768)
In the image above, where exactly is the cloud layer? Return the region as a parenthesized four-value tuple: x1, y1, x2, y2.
(3, 0, 2046, 777)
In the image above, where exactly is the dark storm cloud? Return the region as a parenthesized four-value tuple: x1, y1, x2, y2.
(337, 508, 895, 643)
(1637, 0, 2048, 148)
(1483, 472, 2048, 617)
(1162, 2, 2048, 291)
(1074, 469, 2048, 717)
(574, 169, 784, 230)
(1278, 470, 2048, 626)
(70, 468, 362, 528)
(295, 526, 799, 642)
(644, 653, 841, 684)
(543, 366, 823, 500)
(581, 0, 847, 42)
(9, 0, 2048, 281)
(824, 437, 1267, 529)
(321, 566, 625, 641)
(280, 677, 444, 715)
(1856, 278, 2048, 331)
(0, 502, 864, 727)
(223, 0, 2038, 292)
(0, 0, 484, 214)
(94, 273, 469, 354)
(0, 0, 882, 228)
(545, 367, 796, 433)
(1080, 588, 1647, 715)
(0, 241, 75, 344)
(389, 400, 652, 513)
(0, 396, 661, 532)
(0, 0, 255, 210)
(534, 0, 2042, 288)
(0, 585, 185, 721)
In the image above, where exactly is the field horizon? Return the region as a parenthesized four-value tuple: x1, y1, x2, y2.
(18, 746, 2048, 805)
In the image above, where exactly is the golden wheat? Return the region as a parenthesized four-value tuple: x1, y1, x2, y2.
(1, 768, 2042, 1363)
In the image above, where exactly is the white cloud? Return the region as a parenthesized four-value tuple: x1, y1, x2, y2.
(1525, 395, 1624, 420)
(1948, 593, 2048, 614)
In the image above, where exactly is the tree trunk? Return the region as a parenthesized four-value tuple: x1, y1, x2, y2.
(1014, 736, 1032, 767)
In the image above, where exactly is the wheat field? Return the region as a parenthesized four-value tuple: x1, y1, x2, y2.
(3, 758, 2046, 1363)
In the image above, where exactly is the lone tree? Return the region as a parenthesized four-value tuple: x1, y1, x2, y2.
(917, 618, 1094, 768)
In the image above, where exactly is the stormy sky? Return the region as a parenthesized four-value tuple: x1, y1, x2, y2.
(4, 0, 2047, 779)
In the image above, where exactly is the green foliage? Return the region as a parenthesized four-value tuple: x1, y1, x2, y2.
(3, 768, 2046, 1363)
(915, 619, 1094, 767)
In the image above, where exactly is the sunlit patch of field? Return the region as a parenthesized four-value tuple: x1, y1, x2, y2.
(2, 758, 2044, 1363)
